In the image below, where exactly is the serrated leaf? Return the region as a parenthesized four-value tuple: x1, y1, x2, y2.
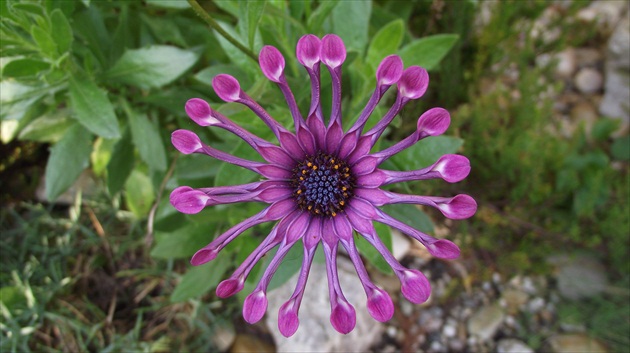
(331, 0, 371, 52)
(124, 169, 155, 218)
(0, 80, 48, 121)
(2, 59, 50, 78)
(127, 108, 166, 171)
(398, 34, 459, 70)
(69, 76, 120, 138)
(390, 135, 463, 171)
(50, 9, 73, 54)
(107, 128, 134, 194)
(151, 222, 217, 260)
(44, 124, 92, 201)
(170, 258, 230, 302)
(107, 45, 200, 89)
(366, 19, 404, 68)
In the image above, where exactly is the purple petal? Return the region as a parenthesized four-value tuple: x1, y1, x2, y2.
(303, 217, 322, 249)
(265, 198, 298, 219)
(185, 98, 220, 126)
(398, 66, 429, 100)
(400, 269, 431, 304)
(259, 45, 285, 83)
(285, 212, 311, 243)
(353, 188, 390, 206)
(352, 156, 379, 175)
(366, 287, 394, 322)
(417, 107, 450, 137)
(330, 300, 356, 334)
(212, 74, 241, 102)
(255, 165, 293, 180)
(435, 194, 477, 219)
(306, 113, 326, 149)
(243, 290, 268, 324)
(169, 186, 210, 214)
(216, 278, 244, 298)
(296, 126, 316, 155)
(426, 239, 460, 259)
(257, 187, 292, 203)
(337, 132, 359, 159)
(278, 301, 300, 337)
(171, 129, 202, 154)
(348, 135, 372, 164)
(356, 170, 388, 188)
(190, 247, 219, 265)
(376, 55, 404, 87)
(296, 34, 321, 69)
(325, 120, 343, 153)
(321, 34, 346, 69)
(433, 154, 471, 183)
(348, 197, 378, 220)
(279, 131, 306, 158)
(332, 213, 352, 241)
(257, 145, 294, 165)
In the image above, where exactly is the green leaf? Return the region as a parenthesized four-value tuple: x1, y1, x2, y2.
(194, 64, 251, 89)
(214, 140, 260, 187)
(266, 242, 304, 291)
(18, 110, 74, 142)
(107, 45, 200, 89)
(127, 108, 166, 171)
(2, 59, 50, 78)
(612, 136, 630, 161)
(366, 19, 404, 69)
(107, 128, 134, 195)
(151, 223, 217, 260)
(69, 77, 120, 138)
(213, 22, 258, 78)
(170, 258, 230, 302)
(45, 124, 92, 201)
(331, 0, 371, 52)
(124, 169, 155, 218)
(241, 1, 266, 50)
(307, 1, 338, 32)
(146, 0, 190, 9)
(0, 81, 49, 121)
(398, 34, 459, 70)
(382, 204, 434, 234)
(50, 9, 73, 54)
(390, 135, 464, 171)
(355, 222, 393, 275)
(31, 25, 57, 58)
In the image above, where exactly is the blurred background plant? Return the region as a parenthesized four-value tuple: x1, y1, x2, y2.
(1, 0, 628, 352)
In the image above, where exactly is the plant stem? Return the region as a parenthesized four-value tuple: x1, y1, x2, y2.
(187, 0, 258, 62)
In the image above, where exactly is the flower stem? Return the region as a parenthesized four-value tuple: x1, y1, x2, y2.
(187, 0, 258, 62)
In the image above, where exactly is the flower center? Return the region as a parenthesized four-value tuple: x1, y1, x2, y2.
(292, 152, 355, 217)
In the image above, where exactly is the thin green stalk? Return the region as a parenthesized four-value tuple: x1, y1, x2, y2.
(187, 0, 258, 62)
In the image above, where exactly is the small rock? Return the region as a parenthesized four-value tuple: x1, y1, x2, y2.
(390, 229, 411, 260)
(497, 338, 534, 353)
(574, 68, 603, 94)
(570, 101, 599, 135)
(548, 333, 608, 353)
(550, 254, 608, 300)
(467, 304, 505, 342)
(213, 326, 236, 352)
(527, 297, 545, 313)
(555, 48, 577, 78)
(600, 16, 630, 125)
(502, 289, 529, 314)
(230, 334, 274, 353)
(442, 319, 457, 338)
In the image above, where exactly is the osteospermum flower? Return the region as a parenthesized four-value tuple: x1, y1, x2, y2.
(170, 34, 476, 337)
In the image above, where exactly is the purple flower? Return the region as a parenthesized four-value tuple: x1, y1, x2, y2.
(170, 34, 476, 337)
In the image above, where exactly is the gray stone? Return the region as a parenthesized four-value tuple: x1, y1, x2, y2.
(550, 254, 608, 300)
(390, 229, 411, 261)
(265, 259, 384, 353)
(555, 48, 577, 78)
(497, 338, 534, 353)
(467, 304, 505, 342)
(600, 16, 630, 124)
(574, 68, 603, 94)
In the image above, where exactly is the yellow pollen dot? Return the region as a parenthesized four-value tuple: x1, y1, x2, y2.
(334, 165, 339, 170)
(302, 170, 307, 175)
(300, 177, 304, 181)
(342, 187, 347, 191)
(308, 205, 312, 210)
(339, 201, 345, 206)
(312, 165, 317, 170)
(330, 159, 335, 163)
(331, 211, 337, 217)
(307, 162, 312, 167)
(297, 190, 302, 195)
